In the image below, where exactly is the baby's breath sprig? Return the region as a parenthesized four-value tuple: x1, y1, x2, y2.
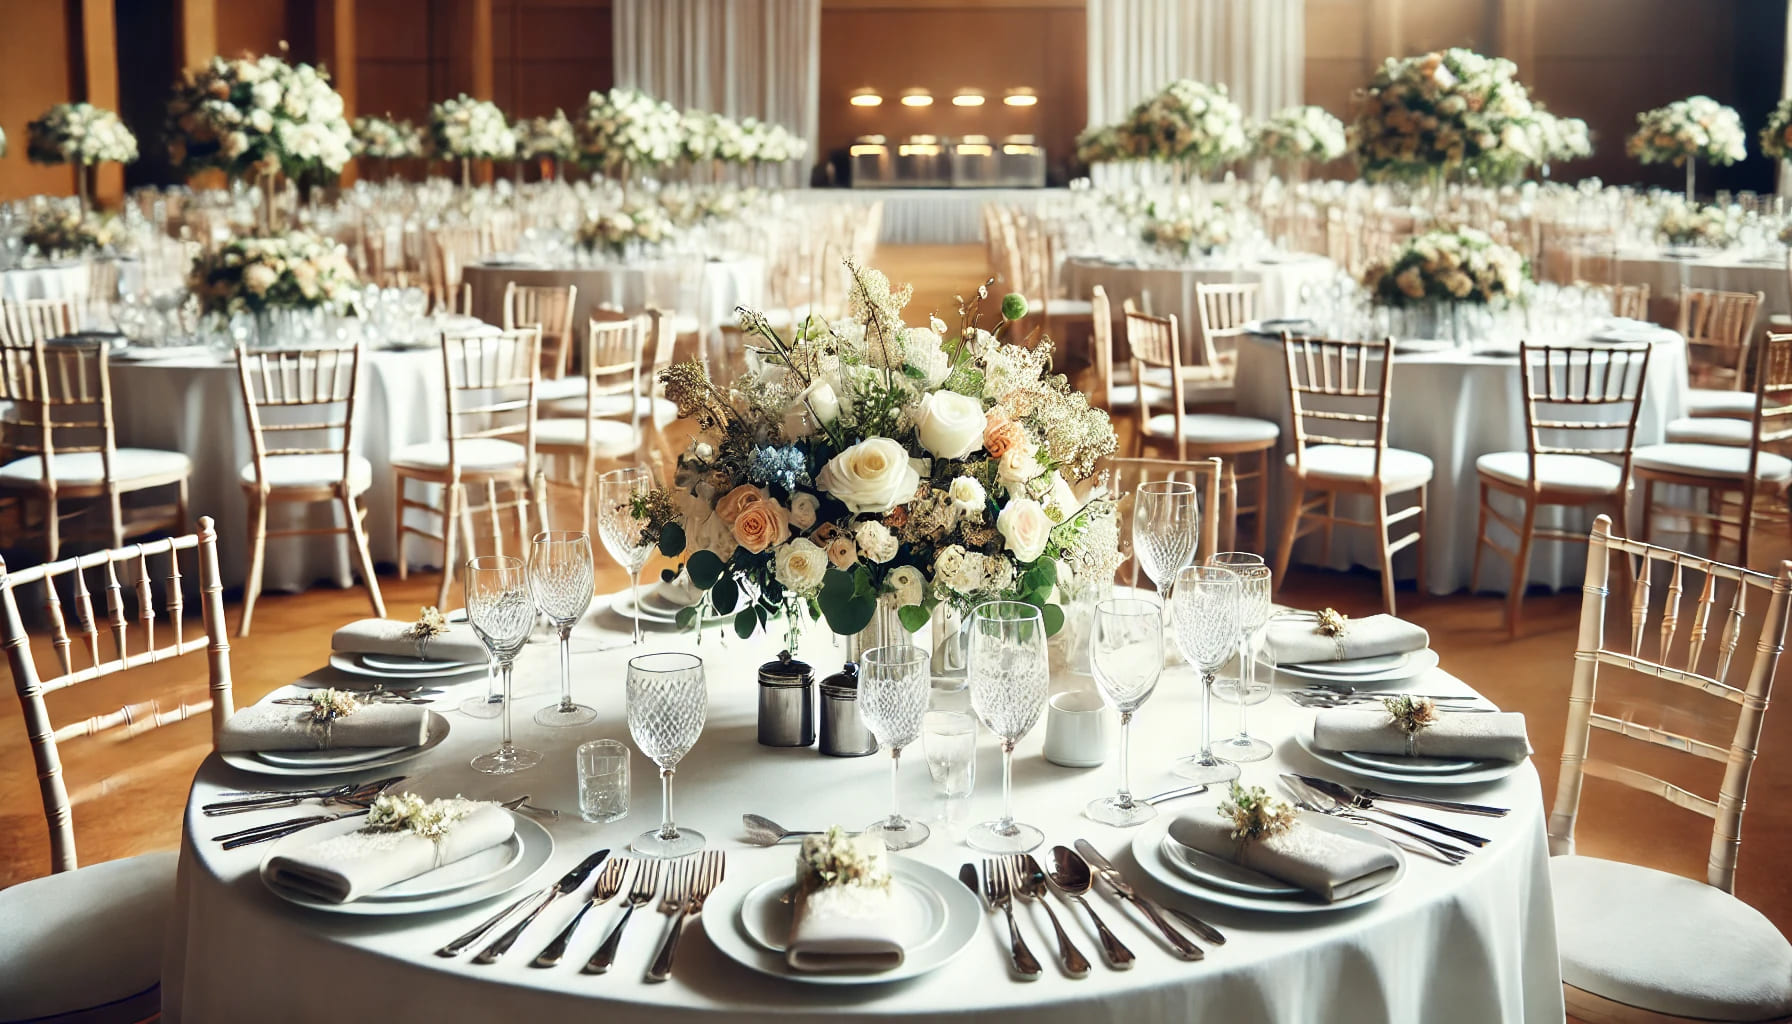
(307, 688, 362, 723)
(1218, 782, 1298, 843)
(798, 826, 893, 892)
(364, 793, 480, 842)
(1383, 694, 1440, 734)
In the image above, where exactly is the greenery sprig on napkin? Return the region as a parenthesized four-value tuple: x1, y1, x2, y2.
(1218, 783, 1297, 843)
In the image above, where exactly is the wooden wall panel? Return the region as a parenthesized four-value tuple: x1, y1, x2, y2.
(215, 0, 291, 58)
(494, 0, 613, 117)
(0, 0, 78, 201)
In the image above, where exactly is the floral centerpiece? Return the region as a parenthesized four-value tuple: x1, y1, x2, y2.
(574, 87, 682, 175)
(1762, 97, 1792, 162)
(353, 115, 423, 161)
(427, 94, 517, 178)
(1253, 105, 1347, 167)
(28, 102, 138, 209)
(656, 184, 765, 228)
(624, 263, 1121, 644)
(1075, 123, 1132, 166)
(1535, 111, 1592, 166)
(516, 110, 576, 166)
(1364, 228, 1527, 308)
(1127, 80, 1250, 171)
(1139, 201, 1249, 259)
(1627, 96, 1746, 200)
(1656, 199, 1740, 248)
(22, 206, 117, 260)
(576, 203, 676, 258)
(166, 54, 353, 194)
(188, 230, 359, 317)
(1350, 48, 1542, 184)
(749, 120, 807, 165)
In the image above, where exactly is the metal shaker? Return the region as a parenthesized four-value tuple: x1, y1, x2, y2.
(818, 662, 878, 757)
(756, 651, 814, 747)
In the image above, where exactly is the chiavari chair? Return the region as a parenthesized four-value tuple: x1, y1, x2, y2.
(1188, 280, 1260, 404)
(1548, 514, 1792, 1023)
(536, 313, 650, 528)
(0, 518, 231, 1022)
(502, 281, 579, 390)
(1105, 455, 1233, 580)
(1680, 288, 1765, 419)
(1, 296, 80, 345)
(1471, 342, 1651, 636)
(1272, 335, 1430, 614)
(233, 344, 384, 636)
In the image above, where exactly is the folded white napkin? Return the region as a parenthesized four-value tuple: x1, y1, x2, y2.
(1167, 813, 1399, 902)
(218, 702, 430, 752)
(786, 883, 905, 973)
(263, 802, 514, 903)
(1265, 613, 1430, 665)
(330, 618, 487, 665)
(1313, 707, 1532, 761)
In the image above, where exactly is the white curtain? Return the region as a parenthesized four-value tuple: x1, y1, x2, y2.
(613, 0, 820, 186)
(1085, 0, 1305, 125)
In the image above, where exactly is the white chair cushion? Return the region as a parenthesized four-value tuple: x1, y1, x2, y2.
(1665, 416, 1754, 447)
(1474, 451, 1623, 495)
(1042, 298, 1095, 318)
(0, 850, 176, 1022)
(1104, 382, 1174, 408)
(239, 453, 373, 492)
(537, 375, 588, 402)
(1632, 443, 1792, 482)
(533, 417, 640, 457)
(546, 392, 677, 426)
(1686, 388, 1759, 418)
(1289, 444, 1434, 490)
(0, 448, 189, 486)
(1143, 413, 1279, 444)
(390, 437, 527, 472)
(1552, 855, 1792, 1021)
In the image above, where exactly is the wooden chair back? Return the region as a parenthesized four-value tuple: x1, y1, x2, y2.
(1282, 335, 1395, 480)
(1550, 514, 1792, 893)
(586, 313, 647, 411)
(427, 225, 482, 309)
(442, 327, 541, 470)
(1104, 455, 1231, 585)
(1192, 281, 1259, 376)
(1611, 282, 1650, 321)
(1, 517, 232, 871)
(235, 344, 362, 491)
(2, 297, 80, 345)
(1090, 285, 1115, 407)
(1123, 309, 1188, 445)
(504, 282, 578, 381)
(1517, 342, 1652, 494)
(1677, 288, 1763, 391)
(0, 340, 117, 486)
(1742, 331, 1792, 479)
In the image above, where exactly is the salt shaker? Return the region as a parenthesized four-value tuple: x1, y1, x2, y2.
(818, 662, 878, 757)
(756, 650, 814, 747)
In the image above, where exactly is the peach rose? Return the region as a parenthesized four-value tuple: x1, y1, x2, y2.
(984, 409, 1026, 459)
(715, 484, 767, 524)
(730, 498, 790, 554)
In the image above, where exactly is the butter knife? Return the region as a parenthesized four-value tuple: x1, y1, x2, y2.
(473, 848, 610, 964)
(1292, 773, 1509, 817)
(1072, 839, 1218, 956)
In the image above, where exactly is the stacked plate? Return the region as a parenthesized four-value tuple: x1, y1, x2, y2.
(1268, 648, 1440, 689)
(220, 685, 455, 778)
(328, 650, 486, 682)
(1293, 722, 1525, 787)
(1130, 813, 1406, 914)
(609, 583, 731, 629)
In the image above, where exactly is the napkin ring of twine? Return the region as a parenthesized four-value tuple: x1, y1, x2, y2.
(364, 793, 478, 869)
(1315, 607, 1350, 661)
(1219, 782, 1297, 857)
(404, 606, 448, 661)
(303, 688, 362, 749)
(1384, 695, 1439, 757)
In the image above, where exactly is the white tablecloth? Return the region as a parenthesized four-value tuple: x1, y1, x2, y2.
(165, 606, 1562, 1023)
(1615, 248, 1791, 320)
(1234, 321, 1689, 595)
(463, 257, 765, 344)
(0, 257, 140, 306)
(1063, 255, 1338, 329)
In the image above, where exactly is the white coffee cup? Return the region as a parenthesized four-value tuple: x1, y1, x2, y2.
(1043, 690, 1111, 768)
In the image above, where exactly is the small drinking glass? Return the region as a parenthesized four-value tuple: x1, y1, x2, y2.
(1170, 564, 1242, 785)
(858, 645, 931, 850)
(1208, 553, 1273, 762)
(1086, 597, 1164, 826)
(626, 651, 707, 857)
(1132, 479, 1200, 602)
(598, 467, 655, 646)
(577, 739, 630, 823)
(465, 555, 542, 775)
(529, 531, 598, 727)
(966, 600, 1050, 854)
(922, 710, 976, 798)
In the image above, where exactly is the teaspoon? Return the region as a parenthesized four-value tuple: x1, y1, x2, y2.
(1043, 846, 1136, 969)
(742, 813, 825, 846)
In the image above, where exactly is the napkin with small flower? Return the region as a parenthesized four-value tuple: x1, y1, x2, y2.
(218, 691, 430, 751)
(331, 610, 488, 665)
(263, 794, 515, 903)
(1167, 785, 1399, 902)
(1313, 701, 1531, 761)
(1264, 611, 1430, 665)
(786, 829, 904, 973)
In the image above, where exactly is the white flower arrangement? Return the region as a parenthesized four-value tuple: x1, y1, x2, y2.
(353, 115, 423, 159)
(574, 87, 682, 172)
(1138, 200, 1251, 259)
(576, 203, 676, 257)
(27, 103, 138, 166)
(1351, 48, 1542, 183)
(427, 94, 517, 160)
(1536, 111, 1592, 163)
(1656, 199, 1740, 248)
(1253, 105, 1347, 164)
(22, 206, 118, 259)
(188, 230, 360, 316)
(1126, 79, 1251, 169)
(166, 54, 353, 181)
(1762, 97, 1792, 161)
(655, 184, 767, 228)
(1628, 96, 1746, 168)
(516, 110, 576, 161)
(1075, 123, 1131, 164)
(1364, 228, 1528, 307)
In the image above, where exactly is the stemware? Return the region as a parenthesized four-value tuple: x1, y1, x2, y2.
(626, 652, 707, 857)
(457, 660, 505, 719)
(966, 601, 1050, 853)
(529, 531, 599, 727)
(597, 467, 655, 645)
(1132, 480, 1199, 602)
(1085, 597, 1164, 826)
(1208, 553, 1274, 762)
(1169, 565, 1242, 785)
(857, 645, 932, 850)
(464, 556, 543, 775)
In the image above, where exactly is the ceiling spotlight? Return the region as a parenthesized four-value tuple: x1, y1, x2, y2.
(849, 90, 882, 107)
(953, 92, 985, 107)
(1004, 89, 1038, 107)
(900, 90, 933, 107)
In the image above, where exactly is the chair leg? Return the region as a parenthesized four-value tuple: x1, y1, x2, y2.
(1639, 477, 1655, 546)
(1252, 449, 1269, 555)
(1374, 491, 1398, 616)
(176, 474, 190, 533)
(438, 481, 462, 609)
(107, 484, 125, 550)
(1271, 477, 1303, 596)
(1470, 482, 1490, 595)
(1321, 492, 1337, 566)
(1506, 495, 1539, 639)
(394, 473, 410, 581)
(1414, 483, 1427, 601)
(45, 494, 62, 563)
(457, 484, 478, 562)
(343, 491, 386, 619)
(239, 491, 268, 637)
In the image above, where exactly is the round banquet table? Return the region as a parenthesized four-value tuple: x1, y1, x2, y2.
(464, 256, 766, 345)
(1233, 320, 1689, 596)
(163, 603, 1562, 1023)
(1615, 247, 1791, 320)
(1062, 254, 1338, 331)
(1, 256, 140, 304)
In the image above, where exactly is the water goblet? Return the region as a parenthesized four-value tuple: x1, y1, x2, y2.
(626, 651, 707, 857)
(597, 466, 655, 646)
(1207, 553, 1274, 762)
(465, 555, 543, 775)
(858, 645, 932, 850)
(1085, 597, 1164, 826)
(921, 710, 976, 799)
(965, 600, 1050, 854)
(1132, 479, 1199, 602)
(528, 530, 598, 727)
(1169, 565, 1242, 785)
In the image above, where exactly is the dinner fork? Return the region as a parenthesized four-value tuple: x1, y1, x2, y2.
(1008, 855, 1089, 978)
(203, 776, 406, 816)
(1279, 779, 1466, 865)
(647, 851, 725, 982)
(532, 857, 630, 967)
(582, 857, 661, 974)
(982, 858, 1042, 979)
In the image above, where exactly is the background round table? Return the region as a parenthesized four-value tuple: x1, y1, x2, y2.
(164, 606, 1562, 1024)
(1063, 254, 1338, 331)
(464, 256, 766, 345)
(1615, 247, 1791, 320)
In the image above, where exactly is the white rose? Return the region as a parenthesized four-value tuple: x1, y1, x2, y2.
(787, 491, 820, 531)
(884, 565, 926, 608)
(815, 437, 920, 515)
(912, 390, 985, 460)
(806, 381, 840, 424)
(855, 520, 899, 563)
(933, 544, 985, 594)
(773, 538, 829, 594)
(996, 442, 1043, 490)
(997, 498, 1053, 563)
(243, 263, 278, 296)
(948, 475, 986, 518)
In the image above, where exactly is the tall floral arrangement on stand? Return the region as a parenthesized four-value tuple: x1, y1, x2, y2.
(1350, 49, 1542, 187)
(1534, 111, 1592, 173)
(426, 95, 517, 186)
(1252, 105, 1347, 179)
(515, 110, 576, 178)
(1761, 97, 1792, 190)
(27, 102, 138, 210)
(1628, 96, 1746, 202)
(352, 115, 424, 171)
(622, 263, 1121, 648)
(1126, 80, 1251, 176)
(574, 88, 682, 186)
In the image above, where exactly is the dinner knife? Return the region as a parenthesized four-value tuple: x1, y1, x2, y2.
(473, 848, 610, 964)
(1292, 773, 1510, 817)
(203, 776, 407, 816)
(1072, 839, 1217, 956)
(1295, 776, 1491, 847)
(1142, 784, 1207, 806)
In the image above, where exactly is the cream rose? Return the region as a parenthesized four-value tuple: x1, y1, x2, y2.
(997, 498, 1053, 563)
(815, 437, 920, 515)
(996, 442, 1043, 489)
(933, 544, 985, 594)
(731, 498, 789, 554)
(884, 565, 926, 608)
(912, 390, 985, 460)
(826, 537, 858, 570)
(787, 491, 820, 531)
(948, 475, 986, 517)
(854, 520, 899, 563)
(243, 263, 278, 296)
(773, 537, 828, 593)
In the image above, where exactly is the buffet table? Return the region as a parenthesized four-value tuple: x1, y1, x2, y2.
(1063, 254, 1337, 331)
(164, 604, 1561, 1023)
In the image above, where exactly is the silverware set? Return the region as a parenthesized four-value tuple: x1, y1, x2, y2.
(212, 791, 554, 849)
(204, 776, 407, 816)
(271, 690, 437, 706)
(1278, 773, 1508, 865)
(1285, 688, 1491, 710)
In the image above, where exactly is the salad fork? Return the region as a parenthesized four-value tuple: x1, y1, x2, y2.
(981, 858, 1042, 979)
(583, 857, 661, 974)
(532, 857, 629, 967)
(647, 851, 725, 981)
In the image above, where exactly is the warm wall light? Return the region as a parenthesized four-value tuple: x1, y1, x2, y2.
(900, 90, 933, 107)
(953, 91, 985, 107)
(849, 90, 883, 107)
(1004, 89, 1039, 107)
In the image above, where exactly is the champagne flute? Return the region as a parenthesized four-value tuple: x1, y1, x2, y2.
(597, 466, 654, 646)
(1132, 479, 1199, 601)
(465, 555, 542, 775)
(965, 600, 1050, 854)
(529, 530, 598, 727)
(858, 645, 931, 850)
(1086, 597, 1163, 826)
(1208, 552, 1273, 762)
(1169, 565, 1241, 785)
(626, 651, 707, 857)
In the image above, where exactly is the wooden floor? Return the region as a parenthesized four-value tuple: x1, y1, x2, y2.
(4, 244, 1791, 1005)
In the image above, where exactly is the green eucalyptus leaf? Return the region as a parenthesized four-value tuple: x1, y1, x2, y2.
(1041, 603, 1066, 636)
(897, 603, 931, 633)
(657, 521, 686, 557)
(819, 568, 878, 635)
(675, 605, 699, 630)
(711, 574, 739, 615)
(687, 549, 725, 589)
(735, 608, 757, 640)
(659, 568, 677, 583)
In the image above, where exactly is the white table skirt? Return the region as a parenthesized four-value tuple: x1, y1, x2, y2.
(463, 258, 765, 345)
(1234, 322, 1689, 596)
(1063, 255, 1337, 329)
(834, 188, 1048, 246)
(1, 257, 140, 306)
(165, 606, 1562, 1023)
(1615, 248, 1792, 320)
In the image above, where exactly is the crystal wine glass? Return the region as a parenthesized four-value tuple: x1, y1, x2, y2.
(1132, 479, 1199, 602)
(1086, 597, 1164, 826)
(1169, 564, 1242, 785)
(465, 555, 542, 775)
(597, 466, 655, 646)
(966, 600, 1050, 854)
(626, 651, 707, 857)
(457, 659, 504, 720)
(858, 645, 932, 850)
(1208, 553, 1273, 762)
(529, 531, 598, 727)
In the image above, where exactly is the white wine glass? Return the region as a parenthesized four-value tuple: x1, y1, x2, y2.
(1132, 479, 1199, 602)
(858, 645, 932, 850)
(626, 651, 707, 857)
(1169, 564, 1241, 785)
(465, 555, 542, 775)
(1208, 552, 1273, 762)
(966, 600, 1050, 854)
(1086, 597, 1163, 826)
(597, 466, 655, 646)
(529, 530, 598, 727)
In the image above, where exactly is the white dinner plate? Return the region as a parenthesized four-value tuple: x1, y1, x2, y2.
(363, 833, 526, 900)
(259, 812, 553, 916)
(737, 871, 949, 954)
(611, 592, 681, 624)
(1294, 721, 1525, 787)
(329, 652, 486, 681)
(703, 857, 980, 985)
(1158, 841, 1303, 897)
(1336, 749, 1486, 774)
(1280, 652, 1411, 677)
(254, 745, 406, 769)
(1132, 812, 1406, 914)
(358, 652, 480, 674)
(221, 711, 450, 778)
(1271, 648, 1441, 687)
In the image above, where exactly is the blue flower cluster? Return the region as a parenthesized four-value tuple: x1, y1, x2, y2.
(746, 444, 811, 493)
